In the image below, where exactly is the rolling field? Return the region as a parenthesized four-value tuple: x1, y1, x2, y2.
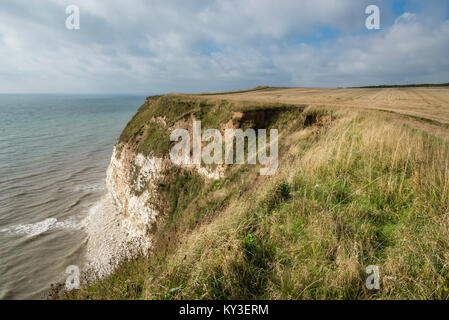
(194, 86, 449, 124)
(188, 86, 449, 143)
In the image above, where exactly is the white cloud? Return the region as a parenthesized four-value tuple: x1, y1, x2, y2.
(0, 1, 447, 93)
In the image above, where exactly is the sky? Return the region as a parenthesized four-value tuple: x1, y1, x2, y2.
(0, 0, 448, 94)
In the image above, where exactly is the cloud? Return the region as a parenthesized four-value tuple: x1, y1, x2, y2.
(273, 13, 449, 87)
(0, 0, 447, 93)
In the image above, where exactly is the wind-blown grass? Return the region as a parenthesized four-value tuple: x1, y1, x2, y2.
(65, 105, 449, 300)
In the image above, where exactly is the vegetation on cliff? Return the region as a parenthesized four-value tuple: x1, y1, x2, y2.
(64, 94, 449, 300)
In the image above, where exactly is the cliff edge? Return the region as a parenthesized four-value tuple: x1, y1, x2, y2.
(65, 92, 449, 300)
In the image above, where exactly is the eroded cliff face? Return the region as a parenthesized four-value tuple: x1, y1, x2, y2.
(84, 133, 224, 279)
(83, 144, 166, 279)
(84, 95, 297, 279)
(106, 145, 162, 242)
(106, 134, 227, 240)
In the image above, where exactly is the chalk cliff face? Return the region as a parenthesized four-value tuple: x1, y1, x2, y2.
(83, 144, 165, 279)
(106, 144, 162, 243)
(84, 95, 294, 279)
(105, 138, 226, 245)
(88, 128, 225, 278)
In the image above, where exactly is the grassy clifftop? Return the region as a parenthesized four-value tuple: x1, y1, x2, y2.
(65, 94, 449, 300)
(117, 94, 301, 156)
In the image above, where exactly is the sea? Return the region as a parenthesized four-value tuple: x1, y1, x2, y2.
(0, 94, 144, 299)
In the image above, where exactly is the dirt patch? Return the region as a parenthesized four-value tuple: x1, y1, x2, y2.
(304, 114, 331, 127)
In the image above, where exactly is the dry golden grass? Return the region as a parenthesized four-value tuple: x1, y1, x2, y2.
(191, 86, 449, 125)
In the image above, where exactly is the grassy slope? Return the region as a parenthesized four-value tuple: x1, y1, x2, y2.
(65, 96, 449, 300)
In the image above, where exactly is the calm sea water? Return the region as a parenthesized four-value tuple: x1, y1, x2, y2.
(0, 94, 144, 299)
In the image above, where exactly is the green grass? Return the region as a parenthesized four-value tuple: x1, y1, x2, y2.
(355, 82, 449, 88)
(63, 100, 449, 300)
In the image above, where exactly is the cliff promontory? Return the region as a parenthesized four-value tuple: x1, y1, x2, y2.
(66, 90, 449, 300)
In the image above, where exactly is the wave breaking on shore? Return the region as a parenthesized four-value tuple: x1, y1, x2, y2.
(82, 193, 152, 281)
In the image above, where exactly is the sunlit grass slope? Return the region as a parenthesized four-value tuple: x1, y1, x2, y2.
(65, 96, 449, 300)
